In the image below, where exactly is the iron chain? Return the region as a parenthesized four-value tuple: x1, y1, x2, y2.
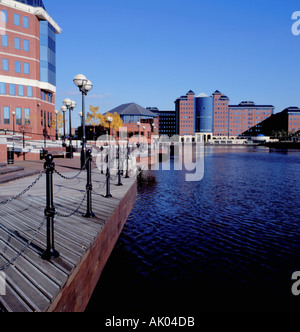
(0, 170, 45, 205)
(0, 217, 46, 272)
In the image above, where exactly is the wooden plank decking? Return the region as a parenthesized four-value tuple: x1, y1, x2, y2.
(0, 164, 137, 312)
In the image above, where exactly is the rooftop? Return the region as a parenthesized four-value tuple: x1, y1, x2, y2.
(196, 93, 209, 98)
(187, 90, 195, 95)
(107, 103, 158, 117)
(285, 107, 300, 113)
(230, 102, 275, 108)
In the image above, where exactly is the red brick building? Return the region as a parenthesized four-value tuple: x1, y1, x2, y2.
(0, 0, 61, 139)
(242, 106, 300, 137)
(174, 89, 275, 138)
(174, 90, 195, 136)
(213, 90, 230, 136)
(106, 103, 158, 144)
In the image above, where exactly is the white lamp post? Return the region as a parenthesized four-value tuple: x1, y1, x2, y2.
(12, 111, 16, 135)
(105, 116, 113, 198)
(63, 98, 76, 159)
(73, 74, 93, 168)
(54, 110, 59, 140)
(61, 105, 67, 145)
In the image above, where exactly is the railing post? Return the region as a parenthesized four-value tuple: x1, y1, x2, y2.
(104, 146, 112, 198)
(116, 144, 123, 187)
(41, 154, 59, 261)
(84, 149, 95, 218)
(125, 142, 130, 178)
(22, 130, 25, 149)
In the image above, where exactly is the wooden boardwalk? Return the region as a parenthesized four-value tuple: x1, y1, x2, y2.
(0, 164, 137, 312)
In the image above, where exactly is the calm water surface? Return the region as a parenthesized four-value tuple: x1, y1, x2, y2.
(86, 146, 300, 312)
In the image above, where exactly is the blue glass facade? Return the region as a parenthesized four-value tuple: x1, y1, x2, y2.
(14, 0, 46, 10)
(40, 21, 56, 86)
(195, 96, 214, 133)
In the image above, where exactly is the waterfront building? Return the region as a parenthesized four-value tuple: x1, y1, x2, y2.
(174, 90, 195, 137)
(147, 107, 176, 137)
(213, 90, 230, 137)
(0, 0, 61, 139)
(106, 102, 158, 143)
(241, 106, 300, 137)
(229, 101, 275, 137)
(174, 89, 274, 140)
(195, 93, 213, 142)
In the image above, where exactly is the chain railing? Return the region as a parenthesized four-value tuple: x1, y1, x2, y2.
(0, 145, 139, 271)
(0, 217, 46, 272)
(0, 170, 45, 205)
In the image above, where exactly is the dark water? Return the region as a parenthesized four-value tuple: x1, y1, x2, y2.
(86, 146, 300, 313)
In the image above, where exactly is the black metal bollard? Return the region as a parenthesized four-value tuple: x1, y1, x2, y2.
(100, 146, 104, 175)
(104, 146, 112, 198)
(84, 149, 95, 218)
(22, 130, 25, 149)
(7, 147, 14, 165)
(116, 144, 123, 187)
(125, 142, 130, 179)
(41, 154, 60, 261)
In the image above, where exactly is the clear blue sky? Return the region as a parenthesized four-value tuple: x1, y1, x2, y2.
(45, 0, 300, 127)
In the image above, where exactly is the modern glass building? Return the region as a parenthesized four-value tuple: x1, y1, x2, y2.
(195, 93, 213, 133)
(0, 0, 61, 138)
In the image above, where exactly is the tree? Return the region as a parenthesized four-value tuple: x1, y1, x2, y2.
(98, 112, 124, 131)
(86, 106, 101, 127)
(51, 111, 66, 130)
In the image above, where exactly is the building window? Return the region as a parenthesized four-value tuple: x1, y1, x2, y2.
(3, 107, 10, 124)
(14, 14, 20, 26)
(23, 39, 29, 52)
(2, 59, 9, 71)
(0, 83, 6, 95)
(9, 84, 15, 96)
(15, 61, 21, 73)
(39, 21, 56, 86)
(1, 10, 8, 23)
(27, 86, 32, 97)
(24, 108, 30, 125)
(24, 62, 30, 75)
(2, 35, 8, 47)
(14, 37, 21, 50)
(23, 16, 29, 29)
(16, 108, 22, 125)
(41, 110, 43, 126)
(18, 85, 24, 96)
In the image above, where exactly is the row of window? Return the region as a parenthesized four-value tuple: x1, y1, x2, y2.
(41, 90, 53, 103)
(1, 58, 30, 74)
(41, 110, 53, 128)
(1, 10, 30, 28)
(1, 35, 30, 52)
(1, 107, 31, 125)
(0, 82, 32, 97)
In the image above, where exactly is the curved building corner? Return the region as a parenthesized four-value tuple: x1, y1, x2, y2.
(0, 0, 61, 139)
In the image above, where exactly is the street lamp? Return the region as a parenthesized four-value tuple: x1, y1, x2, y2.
(137, 121, 141, 146)
(73, 74, 93, 168)
(61, 105, 67, 146)
(63, 98, 76, 159)
(104, 116, 113, 198)
(143, 126, 146, 149)
(12, 111, 16, 135)
(54, 110, 59, 141)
